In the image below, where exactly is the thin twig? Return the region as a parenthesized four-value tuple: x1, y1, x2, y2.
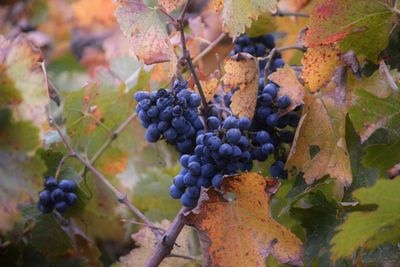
(193, 32, 227, 63)
(55, 153, 75, 179)
(157, 7, 178, 26)
(379, 59, 398, 92)
(264, 48, 277, 81)
(122, 219, 167, 234)
(177, 0, 210, 116)
(273, 10, 309, 18)
(144, 207, 189, 267)
(277, 44, 307, 53)
(168, 253, 197, 261)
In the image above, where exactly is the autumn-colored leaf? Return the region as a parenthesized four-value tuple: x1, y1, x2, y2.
(222, 54, 259, 119)
(214, 0, 278, 37)
(158, 0, 185, 13)
(184, 172, 303, 266)
(305, 0, 395, 62)
(200, 78, 219, 102)
(72, 0, 116, 28)
(117, 220, 195, 267)
(278, 0, 311, 12)
(268, 65, 305, 114)
(331, 178, 400, 260)
(97, 148, 129, 176)
(301, 45, 342, 92)
(287, 94, 352, 186)
(115, 0, 177, 75)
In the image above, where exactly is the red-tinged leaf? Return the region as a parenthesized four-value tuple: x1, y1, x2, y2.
(301, 44, 342, 92)
(184, 172, 303, 266)
(305, 0, 395, 62)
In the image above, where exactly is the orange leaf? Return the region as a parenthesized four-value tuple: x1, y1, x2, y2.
(184, 172, 303, 266)
(73, 0, 116, 28)
(301, 45, 342, 92)
(268, 65, 305, 114)
(222, 54, 259, 119)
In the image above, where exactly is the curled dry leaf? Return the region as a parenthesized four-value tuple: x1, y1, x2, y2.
(301, 44, 342, 92)
(158, 0, 185, 13)
(222, 54, 259, 119)
(287, 95, 352, 186)
(184, 172, 303, 267)
(213, 0, 278, 37)
(115, 0, 177, 75)
(268, 65, 305, 114)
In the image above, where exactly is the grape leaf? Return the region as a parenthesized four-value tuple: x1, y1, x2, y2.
(331, 178, 400, 260)
(278, 0, 311, 12)
(116, 220, 195, 267)
(349, 89, 400, 143)
(115, 0, 177, 75)
(158, 0, 185, 13)
(184, 172, 303, 266)
(245, 12, 276, 38)
(268, 65, 305, 114)
(72, 0, 116, 28)
(305, 0, 395, 62)
(287, 94, 352, 186)
(214, 0, 278, 37)
(347, 68, 392, 99)
(222, 54, 259, 119)
(301, 45, 342, 92)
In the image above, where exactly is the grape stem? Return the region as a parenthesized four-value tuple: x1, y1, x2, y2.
(40, 61, 163, 240)
(272, 10, 309, 18)
(144, 207, 189, 267)
(177, 0, 210, 117)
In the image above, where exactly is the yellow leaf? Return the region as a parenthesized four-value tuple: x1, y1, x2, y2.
(118, 220, 196, 267)
(222, 54, 259, 119)
(115, 0, 177, 75)
(158, 0, 185, 13)
(215, 0, 278, 37)
(287, 95, 352, 186)
(301, 45, 342, 92)
(73, 0, 116, 28)
(184, 172, 303, 266)
(268, 65, 305, 114)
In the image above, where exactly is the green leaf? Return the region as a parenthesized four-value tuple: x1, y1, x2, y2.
(290, 191, 343, 265)
(306, 0, 396, 62)
(132, 167, 181, 221)
(349, 89, 400, 143)
(245, 12, 276, 37)
(331, 178, 400, 260)
(362, 134, 400, 176)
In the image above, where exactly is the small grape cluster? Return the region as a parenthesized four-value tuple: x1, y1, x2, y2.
(170, 116, 253, 207)
(38, 176, 78, 213)
(230, 34, 284, 76)
(134, 81, 204, 154)
(251, 78, 300, 178)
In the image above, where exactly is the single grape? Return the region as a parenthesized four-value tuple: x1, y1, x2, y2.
(170, 185, 184, 199)
(55, 201, 68, 213)
(181, 192, 198, 207)
(65, 193, 78, 206)
(50, 188, 65, 202)
(59, 179, 77, 192)
(278, 95, 291, 109)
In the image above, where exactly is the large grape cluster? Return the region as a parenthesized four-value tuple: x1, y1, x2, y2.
(134, 81, 204, 154)
(38, 176, 78, 213)
(170, 116, 253, 207)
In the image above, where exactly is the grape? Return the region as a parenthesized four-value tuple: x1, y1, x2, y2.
(279, 131, 294, 143)
(219, 144, 233, 157)
(173, 174, 186, 188)
(59, 179, 77, 192)
(186, 186, 200, 198)
(170, 185, 184, 199)
(211, 174, 223, 188)
(197, 178, 212, 188)
(266, 114, 279, 127)
(134, 91, 150, 102)
(50, 188, 65, 202)
(274, 58, 285, 69)
(254, 131, 270, 144)
(226, 128, 241, 144)
(255, 43, 266, 57)
(278, 95, 291, 109)
(44, 176, 57, 189)
(181, 192, 198, 207)
(38, 203, 53, 214)
(239, 117, 251, 130)
(208, 136, 222, 150)
(183, 173, 197, 186)
(179, 154, 190, 167)
(223, 116, 239, 129)
(65, 193, 78, 206)
(261, 143, 274, 155)
(264, 83, 278, 98)
(164, 128, 178, 141)
(145, 124, 161, 142)
(39, 190, 52, 205)
(188, 162, 201, 176)
(243, 45, 256, 54)
(207, 116, 220, 130)
(55, 201, 68, 213)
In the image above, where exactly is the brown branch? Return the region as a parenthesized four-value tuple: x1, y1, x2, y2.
(144, 207, 189, 267)
(277, 44, 307, 53)
(177, 0, 210, 116)
(193, 32, 227, 63)
(263, 48, 277, 81)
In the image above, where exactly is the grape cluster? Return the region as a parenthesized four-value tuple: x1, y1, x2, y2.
(230, 34, 285, 76)
(134, 81, 204, 154)
(170, 116, 253, 207)
(38, 176, 78, 213)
